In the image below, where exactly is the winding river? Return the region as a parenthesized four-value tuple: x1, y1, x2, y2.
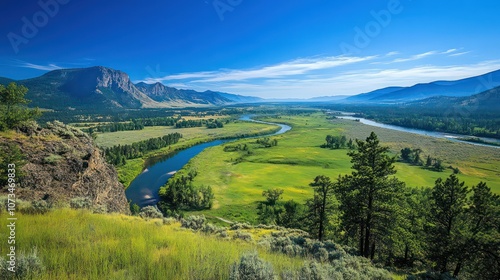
(125, 116, 291, 207)
(336, 115, 500, 148)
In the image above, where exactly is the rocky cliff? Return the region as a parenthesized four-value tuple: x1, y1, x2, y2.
(0, 121, 129, 214)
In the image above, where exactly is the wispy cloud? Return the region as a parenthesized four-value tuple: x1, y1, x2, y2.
(449, 51, 471, 57)
(388, 51, 438, 63)
(138, 55, 377, 84)
(443, 48, 458, 54)
(15, 61, 63, 71)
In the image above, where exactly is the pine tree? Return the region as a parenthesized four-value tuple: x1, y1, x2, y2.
(334, 132, 405, 259)
(426, 174, 469, 273)
(0, 83, 41, 130)
(305, 175, 336, 241)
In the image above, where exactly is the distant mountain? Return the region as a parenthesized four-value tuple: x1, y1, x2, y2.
(410, 85, 500, 111)
(0, 66, 262, 110)
(135, 82, 262, 105)
(347, 70, 500, 102)
(306, 95, 350, 102)
(345, 87, 405, 101)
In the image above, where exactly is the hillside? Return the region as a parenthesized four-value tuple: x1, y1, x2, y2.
(408, 85, 500, 111)
(346, 69, 500, 102)
(0, 121, 129, 213)
(0, 66, 261, 110)
(345, 86, 405, 101)
(0, 208, 392, 279)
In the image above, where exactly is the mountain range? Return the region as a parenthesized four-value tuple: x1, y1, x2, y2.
(0, 66, 261, 110)
(1, 66, 500, 109)
(344, 69, 500, 102)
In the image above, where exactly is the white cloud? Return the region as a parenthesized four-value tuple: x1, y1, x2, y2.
(388, 51, 438, 63)
(137, 55, 377, 84)
(17, 62, 62, 71)
(449, 51, 471, 57)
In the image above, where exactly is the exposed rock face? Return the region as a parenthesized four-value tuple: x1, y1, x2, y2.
(1, 121, 129, 214)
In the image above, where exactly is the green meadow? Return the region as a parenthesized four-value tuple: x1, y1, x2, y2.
(179, 113, 500, 222)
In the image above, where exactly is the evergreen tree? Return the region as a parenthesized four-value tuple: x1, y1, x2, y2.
(0, 144, 26, 187)
(334, 132, 405, 259)
(426, 174, 469, 274)
(305, 175, 336, 241)
(0, 83, 41, 130)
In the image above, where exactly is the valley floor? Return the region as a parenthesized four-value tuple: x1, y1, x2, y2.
(176, 113, 500, 222)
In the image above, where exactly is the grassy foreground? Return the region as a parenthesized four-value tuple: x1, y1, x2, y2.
(180, 113, 500, 222)
(95, 121, 281, 188)
(0, 209, 303, 280)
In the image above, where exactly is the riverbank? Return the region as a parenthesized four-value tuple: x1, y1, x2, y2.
(115, 121, 282, 188)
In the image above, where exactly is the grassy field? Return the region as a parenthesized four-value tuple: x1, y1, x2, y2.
(178, 113, 500, 223)
(95, 120, 281, 187)
(0, 209, 303, 279)
(95, 120, 279, 148)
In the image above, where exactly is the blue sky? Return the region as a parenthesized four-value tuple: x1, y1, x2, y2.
(1, 0, 500, 98)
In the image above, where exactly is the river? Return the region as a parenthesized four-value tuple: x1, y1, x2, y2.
(125, 116, 291, 207)
(336, 115, 500, 148)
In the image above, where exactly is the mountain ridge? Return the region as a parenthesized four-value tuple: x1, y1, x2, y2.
(0, 66, 262, 110)
(345, 69, 500, 102)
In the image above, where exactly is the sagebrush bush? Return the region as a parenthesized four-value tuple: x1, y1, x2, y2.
(20, 200, 52, 215)
(43, 154, 63, 165)
(162, 217, 177, 225)
(233, 231, 253, 242)
(92, 204, 108, 214)
(180, 215, 206, 230)
(0, 248, 44, 279)
(230, 222, 253, 230)
(139, 206, 163, 219)
(229, 252, 276, 280)
(69, 197, 92, 210)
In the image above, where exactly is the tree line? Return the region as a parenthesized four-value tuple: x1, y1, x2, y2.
(257, 132, 499, 279)
(175, 119, 225, 129)
(85, 116, 182, 133)
(104, 133, 182, 166)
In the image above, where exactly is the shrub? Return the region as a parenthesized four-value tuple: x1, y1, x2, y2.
(130, 202, 140, 215)
(0, 248, 44, 279)
(229, 252, 276, 280)
(70, 197, 92, 210)
(230, 222, 253, 230)
(92, 204, 108, 214)
(139, 206, 163, 219)
(233, 231, 253, 242)
(43, 154, 63, 165)
(21, 200, 52, 215)
(180, 215, 206, 230)
(162, 217, 177, 225)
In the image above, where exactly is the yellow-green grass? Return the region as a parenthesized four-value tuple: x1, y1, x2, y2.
(0, 209, 303, 280)
(101, 121, 281, 188)
(179, 113, 500, 222)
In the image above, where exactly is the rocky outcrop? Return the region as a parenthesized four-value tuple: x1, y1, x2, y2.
(1, 121, 129, 214)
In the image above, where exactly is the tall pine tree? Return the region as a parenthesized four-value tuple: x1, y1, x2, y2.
(334, 132, 405, 259)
